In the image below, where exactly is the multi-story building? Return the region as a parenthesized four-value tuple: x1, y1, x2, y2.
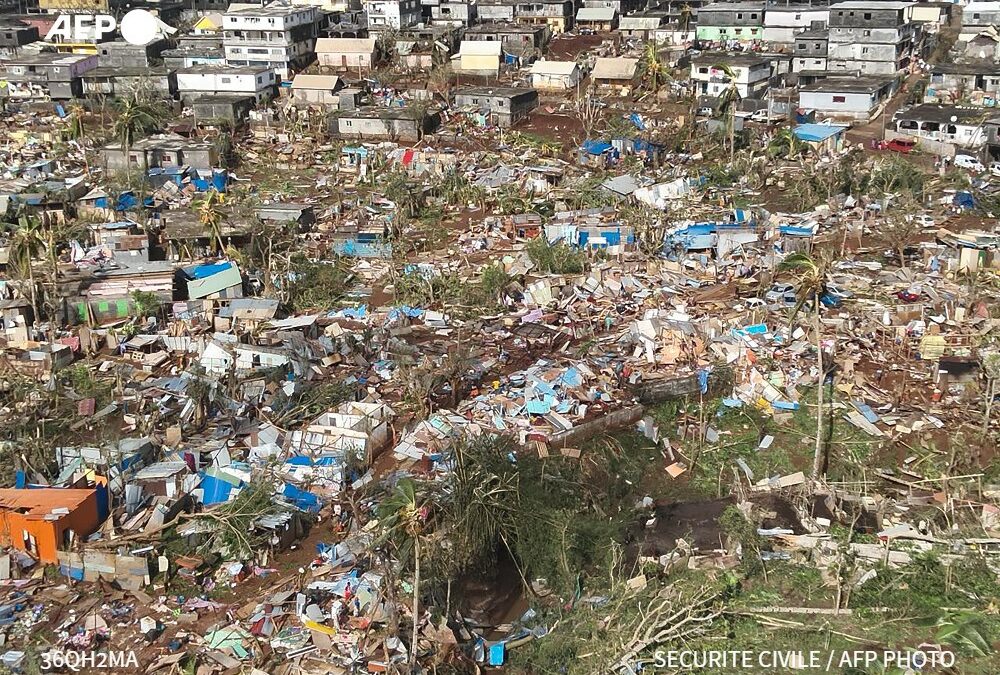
(363, 0, 422, 30)
(1, 52, 97, 100)
(792, 27, 828, 72)
(0, 20, 39, 57)
(464, 22, 549, 51)
(431, 0, 478, 26)
(960, 2, 1000, 44)
(762, 4, 830, 46)
(513, 0, 575, 34)
(689, 52, 771, 99)
(827, 1, 915, 76)
(478, 0, 517, 22)
(695, 2, 765, 43)
(222, 3, 319, 79)
(175, 64, 278, 103)
(582, 0, 645, 15)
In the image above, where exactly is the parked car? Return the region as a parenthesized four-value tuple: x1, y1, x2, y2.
(990, 162, 1000, 177)
(764, 282, 797, 307)
(955, 155, 986, 173)
(886, 139, 916, 153)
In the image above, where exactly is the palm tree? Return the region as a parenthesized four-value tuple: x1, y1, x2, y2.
(639, 42, 668, 93)
(777, 251, 832, 480)
(713, 64, 742, 162)
(194, 189, 226, 255)
(9, 214, 46, 327)
(679, 3, 693, 32)
(377, 479, 431, 667)
(767, 128, 809, 160)
(112, 95, 164, 187)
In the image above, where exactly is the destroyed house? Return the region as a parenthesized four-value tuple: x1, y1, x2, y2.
(81, 67, 176, 99)
(545, 207, 634, 250)
(928, 62, 1000, 104)
(464, 23, 549, 50)
(100, 134, 219, 173)
(287, 401, 394, 460)
(132, 461, 192, 500)
(0, 484, 105, 563)
(329, 106, 436, 141)
(1, 53, 97, 99)
(453, 87, 539, 127)
(0, 20, 39, 54)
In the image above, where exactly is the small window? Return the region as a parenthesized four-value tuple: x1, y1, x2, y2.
(699, 66, 709, 73)
(345, 119, 353, 126)
(735, 28, 743, 35)
(794, 13, 800, 19)
(737, 13, 743, 19)
(814, 59, 822, 65)
(221, 76, 231, 83)
(863, 12, 871, 20)
(974, 13, 981, 19)
(797, 43, 805, 50)
(750, 13, 757, 19)
(832, 95, 846, 103)
(863, 29, 871, 36)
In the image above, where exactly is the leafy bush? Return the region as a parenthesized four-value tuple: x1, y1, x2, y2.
(526, 236, 588, 275)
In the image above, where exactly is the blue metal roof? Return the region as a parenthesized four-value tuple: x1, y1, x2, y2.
(793, 124, 847, 143)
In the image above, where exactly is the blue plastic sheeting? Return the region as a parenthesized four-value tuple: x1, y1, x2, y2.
(189, 261, 234, 279)
(580, 140, 613, 155)
(117, 192, 138, 211)
(200, 476, 233, 505)
(698, 368, 710, 394)
(285, 455, 313, 466)
(283, 483, 323, 512)
(953, 191, 975, 209)
(629, 113, 646, 131)
(488, 642, 506, 666)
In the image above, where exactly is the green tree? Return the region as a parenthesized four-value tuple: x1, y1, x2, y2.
(767, 128, 809, 160)
(193, 189, 226, 255)
(112, 95, 165, 188)
(9, 214, 45, 326)
(713, 63, 742, 162)
(639, 42, 668, 93)
(778, 251, 833, 480)
(377, 479, 431, 667)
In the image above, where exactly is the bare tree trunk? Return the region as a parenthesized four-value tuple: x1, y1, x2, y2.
(812, 301, 824, 479)
(410, 536, 420, 667)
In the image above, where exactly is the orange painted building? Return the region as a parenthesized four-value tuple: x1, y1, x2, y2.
(0, 488, 102, 563)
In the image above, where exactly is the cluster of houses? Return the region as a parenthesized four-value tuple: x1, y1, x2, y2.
(1, 1, 1000, 157)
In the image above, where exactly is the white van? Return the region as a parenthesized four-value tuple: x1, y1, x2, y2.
(954, 155, 985, 172)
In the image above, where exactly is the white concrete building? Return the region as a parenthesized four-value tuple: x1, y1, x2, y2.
(529, 60, 583, 91)
(689, 53, 771, 99)
(762, 5, 830, 45)
(175, 65, 278, 102)
(362, 0, 421, 30)
(223, 3, 319, 79)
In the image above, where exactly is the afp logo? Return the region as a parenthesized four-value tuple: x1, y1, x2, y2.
(45, 9, 176, 46)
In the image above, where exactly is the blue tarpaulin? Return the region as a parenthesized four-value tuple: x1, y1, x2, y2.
(581, 140, 613, 155)
(283, 483, 323, 512)
(189, 261, 234, 279)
